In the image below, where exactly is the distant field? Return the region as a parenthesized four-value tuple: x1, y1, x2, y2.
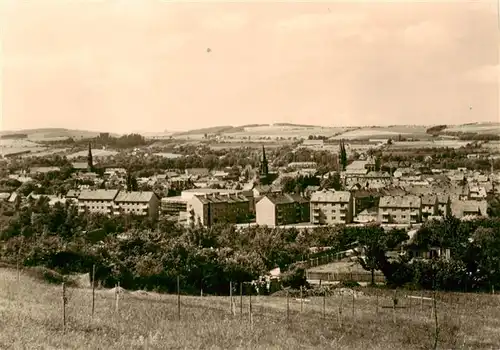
(0, 139, 42, 148)
(1, 267, 500, 349)
(331, 126, 429, 140)
(0, 139, 45, 157)
(21, 148, 69, 158)
(173, 125, 352, 141)
(67, 149, 119, 159)
(171, 134, 206, 141)
(0, 129, 120, 157)
(234, 125, 350, 138)
(210, 142, 290, 150)
(443, 123, 500, 135)
(388, 140, 470, 150)
(1, 128, 119, 142)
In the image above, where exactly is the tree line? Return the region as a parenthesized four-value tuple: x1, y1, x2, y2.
(1, 197, 500, 294)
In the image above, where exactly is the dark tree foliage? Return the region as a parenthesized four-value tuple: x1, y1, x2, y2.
(1, 199, 500, 294)
(281, 175, 320, 195)
(0, 203, 362, 294)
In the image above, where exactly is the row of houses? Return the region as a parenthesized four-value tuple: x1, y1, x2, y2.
(161, 186, 489, 228)
(31, 189, 160, 219)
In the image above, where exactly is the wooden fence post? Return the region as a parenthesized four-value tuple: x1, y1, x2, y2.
(62, 282, 66, 333)
(249, 293, 253, 329)
(91, 264, 96, 318)
(323, 290, 326, 320)
(177, 276, 181, 321)
(17, 256, 20, 283)
(240, 283, 243, 319)
(433, 290, 439, 350)
(230, 281, 235, 316)
(409, 293, 412, 314)
(300, 286, 303, 312)
(393, 289, 397, 324)
(286, 290, 290, 325)
(421, 290, 424, 311)
(115, 282, 120, 314)
(351, 292, 355, 318)
(338, 292, 343, 328)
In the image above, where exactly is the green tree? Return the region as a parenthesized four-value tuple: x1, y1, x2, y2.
(469, 227, 500, 290)
(339, 139, 347, 171)
(320, 172, 342, 190)
(375, 157, 381, 172)
(354, 224, 409, 285)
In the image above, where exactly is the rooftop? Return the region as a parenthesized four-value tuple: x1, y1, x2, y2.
(115, 191, 157, 203)
(259, 193, 308, 205)
(310, 189, 351, 203)
(78, 189, 120, 201)
(193, 193, 249, 204)
(451, 200, 488, 217)
(421, 194, 437, 205)
(161, 196, 184, 202)
(379, 195, 421, 208)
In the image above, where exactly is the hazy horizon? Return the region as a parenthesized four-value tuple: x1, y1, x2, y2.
(2, 1, 499, 134)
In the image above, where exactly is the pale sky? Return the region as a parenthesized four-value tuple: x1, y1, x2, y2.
(1, 0, 499, 133)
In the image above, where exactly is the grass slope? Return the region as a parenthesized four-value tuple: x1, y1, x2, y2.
(2, 267, 500, 349)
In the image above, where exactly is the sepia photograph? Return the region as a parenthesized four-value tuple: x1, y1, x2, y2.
(1, 0, 499, 348)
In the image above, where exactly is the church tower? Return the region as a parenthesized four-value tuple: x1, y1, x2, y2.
(87, 141, 93, 171)
(257, 145, 272, 185)
(260, 145, 269, 177)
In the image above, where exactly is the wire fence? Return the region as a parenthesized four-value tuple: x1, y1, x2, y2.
(7, 264, 492, 349)
(53, 273, 461, 338)
(306, 271, 386, 284)
(294, 250, 355, 269)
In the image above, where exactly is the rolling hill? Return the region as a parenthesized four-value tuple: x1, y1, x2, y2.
(0, 128, 120, 141)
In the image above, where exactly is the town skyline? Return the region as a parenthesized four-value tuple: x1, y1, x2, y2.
(2, 1, 498, 134)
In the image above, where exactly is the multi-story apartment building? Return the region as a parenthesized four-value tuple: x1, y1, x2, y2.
(451, 200, 488, 219)
(378, 195, 422, 224)
(421, 195, 438, 219)
(113, 191, 159, 219)
(437, 194, 451, 217)
(77, 189, 159, 219)
(187, 192, 251, 227)
(182, 188, 255, 213)
(161, 196, 188, 217)
(255, 193, 310, 227)
(77, 189, 120, 215)
(310, 190, 353, 225)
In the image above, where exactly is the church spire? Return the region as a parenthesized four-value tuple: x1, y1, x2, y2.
(87, 141, 93, 170)
(260, 145, 268, 177)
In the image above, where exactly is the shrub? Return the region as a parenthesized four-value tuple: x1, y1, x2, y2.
(280, 263, 308, 289)
(340, 280, 360, 288)
(25, 266, 77, 287)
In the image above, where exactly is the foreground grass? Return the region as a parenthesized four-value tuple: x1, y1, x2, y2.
(1, 268, 500, 349)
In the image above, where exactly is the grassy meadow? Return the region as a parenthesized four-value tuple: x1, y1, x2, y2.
(2, 267, 500, 349)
